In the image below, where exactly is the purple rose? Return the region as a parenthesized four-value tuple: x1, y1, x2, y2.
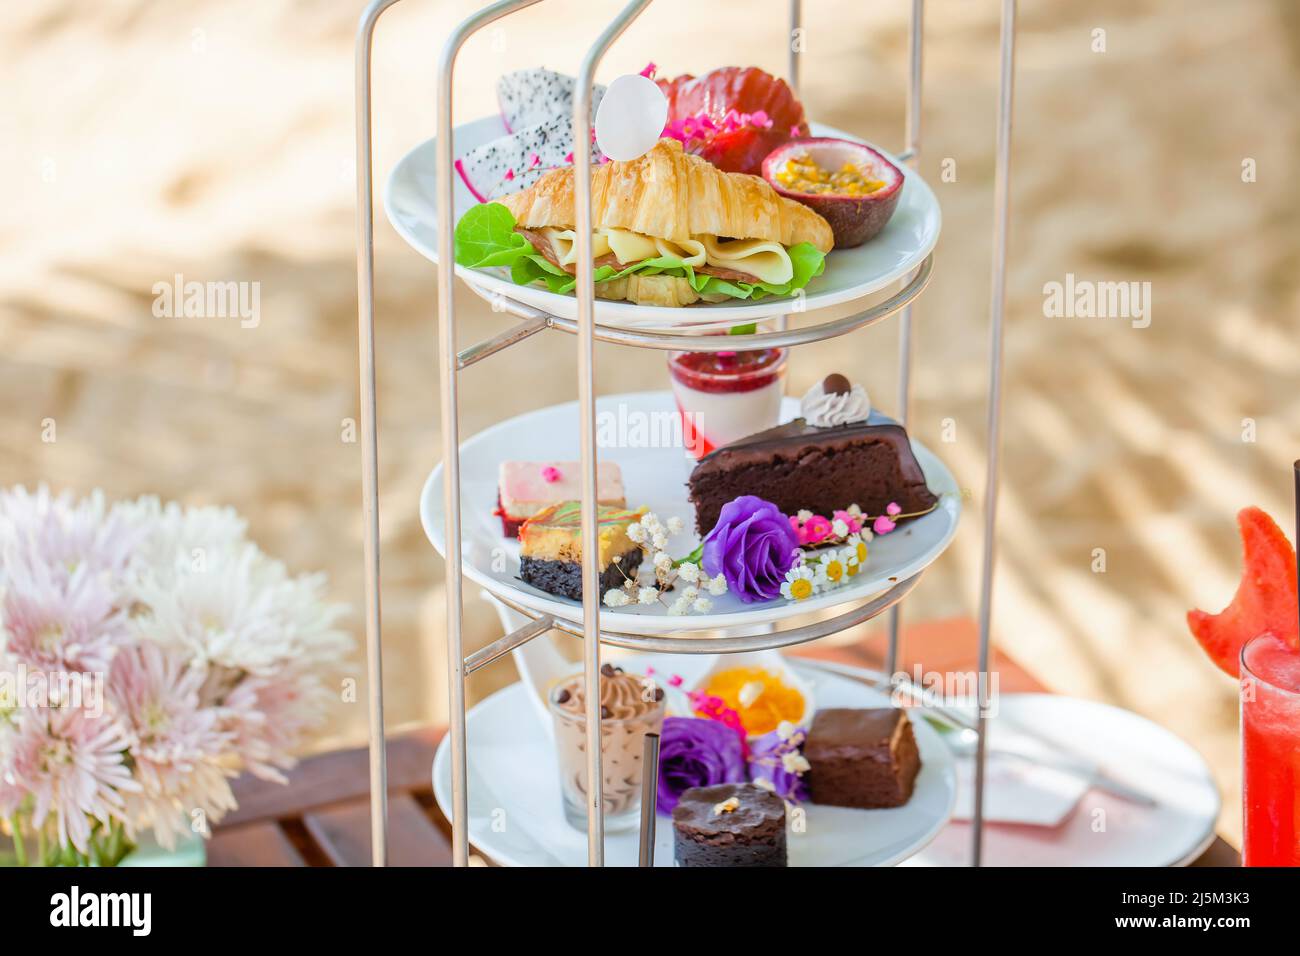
(656, 717, 747, 814)
(701, 495, 799, 602)
(748, 726, 810, 803)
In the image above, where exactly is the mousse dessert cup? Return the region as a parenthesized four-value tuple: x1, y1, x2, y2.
(548, 664, 666, 832)
(668, 347, 787, 459)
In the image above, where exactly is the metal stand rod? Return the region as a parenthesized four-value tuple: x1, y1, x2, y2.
(573, 0, 656, 868)
(973, 0, 1017, 868)
(788, 0, 802, 94)
(464, 615, 554, 675)
(457, 313, 550, 369)
(490, 570, 925, 654)
(354, 0, 408, 868)
(885, 0, 924, 681)
(460, 253, 933, 352)
(435, 0, 544, 869)
(638, 733, 660, 867)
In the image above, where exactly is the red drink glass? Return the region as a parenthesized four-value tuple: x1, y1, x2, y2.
(1240, 633, 1300, 866)
(667, 348, 787, 458)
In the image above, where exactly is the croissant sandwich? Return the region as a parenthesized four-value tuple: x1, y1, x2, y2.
(454, 138, 833, 308)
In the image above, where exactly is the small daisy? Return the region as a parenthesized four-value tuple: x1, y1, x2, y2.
(847, 533, 869, 566)
(780, 565, 817, 602)
(820, 554, 846, 586)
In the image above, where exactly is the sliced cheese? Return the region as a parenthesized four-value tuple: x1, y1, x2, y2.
(540, 227, 611, 266)
(700, 235, 793, 286)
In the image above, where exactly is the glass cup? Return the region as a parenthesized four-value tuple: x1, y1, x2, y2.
(1240, 633, 1300, 866)
(548, 672, 666, 833)
(667, 347, 788, 459)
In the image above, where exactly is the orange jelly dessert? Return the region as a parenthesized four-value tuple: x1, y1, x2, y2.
(702, 666, 805, 736)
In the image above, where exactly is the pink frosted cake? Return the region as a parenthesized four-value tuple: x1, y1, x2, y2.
(495, 461, 626, 537)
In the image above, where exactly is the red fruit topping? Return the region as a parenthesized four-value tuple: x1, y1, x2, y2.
(669, 349, 785, 393)
(658, 67, 808, 175)
(1187, 507, 1300, 678)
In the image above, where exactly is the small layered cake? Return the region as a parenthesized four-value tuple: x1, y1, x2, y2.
(518, 501, 644, 601)
(672, 782, 787, 867)
(496, 461, 625, 537)
(804, 707, 921, 809)
(687, 372, 937, 534)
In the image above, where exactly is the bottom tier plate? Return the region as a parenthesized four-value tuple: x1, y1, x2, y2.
(432, 654, 957, 867)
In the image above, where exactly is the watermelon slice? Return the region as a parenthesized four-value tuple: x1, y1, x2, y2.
(1187, 507, 1300, 677)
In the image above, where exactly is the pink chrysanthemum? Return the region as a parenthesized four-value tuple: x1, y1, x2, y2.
(6, 707, 139, 854)
(110, 644, 237, 848)
(2, 557, 128, 673)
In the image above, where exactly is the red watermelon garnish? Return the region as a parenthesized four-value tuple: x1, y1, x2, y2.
(1187, 507, 1299, 677)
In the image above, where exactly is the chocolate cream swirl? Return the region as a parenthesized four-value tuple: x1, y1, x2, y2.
(558, 670, 659, 720)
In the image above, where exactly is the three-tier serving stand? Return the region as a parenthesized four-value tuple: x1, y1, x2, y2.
(354, 0, 1018, 866)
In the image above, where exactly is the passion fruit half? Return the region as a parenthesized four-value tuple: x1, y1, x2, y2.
(761, 138, 904, 248)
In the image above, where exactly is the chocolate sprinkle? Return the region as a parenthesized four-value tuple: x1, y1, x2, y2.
(600, 663, 616, 678)
(654, 688, 665, 701)
(556, 688, 570, 704)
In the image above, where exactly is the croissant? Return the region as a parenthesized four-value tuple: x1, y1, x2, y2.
(501, 138, 834, 254)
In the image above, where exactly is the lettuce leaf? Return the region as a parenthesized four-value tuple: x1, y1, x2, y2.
(454, 202, 826, 302)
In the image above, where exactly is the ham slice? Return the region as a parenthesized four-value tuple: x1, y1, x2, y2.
(515, 227, 761, 284)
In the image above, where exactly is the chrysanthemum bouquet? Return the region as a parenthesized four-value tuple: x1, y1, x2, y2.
(0, 487, 351, 866)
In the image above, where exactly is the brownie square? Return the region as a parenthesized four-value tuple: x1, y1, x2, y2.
(805, 708, 921, 809)
(672, 783, 787, 868)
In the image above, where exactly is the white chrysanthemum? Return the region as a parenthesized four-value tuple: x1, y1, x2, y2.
(131, 544, 349, 675)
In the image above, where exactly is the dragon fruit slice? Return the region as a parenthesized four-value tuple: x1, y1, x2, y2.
(497, 67, 605, 133)
(454, 114, 598, 203)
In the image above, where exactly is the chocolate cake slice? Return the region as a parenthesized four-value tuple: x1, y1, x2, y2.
(672, 783, 787, 867)
(804, 708, 921, 809)
(687, 413, 937, 535)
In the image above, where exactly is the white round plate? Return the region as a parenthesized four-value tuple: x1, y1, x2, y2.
(432, 655, 957, 867)
(384, 117, 941, 332)
(901, 695, 1222, 868)
(420, 391, 961, 637)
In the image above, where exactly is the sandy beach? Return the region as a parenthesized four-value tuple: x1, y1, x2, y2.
(3, 0, 1299, 847)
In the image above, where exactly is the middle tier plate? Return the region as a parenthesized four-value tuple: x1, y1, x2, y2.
(421, 391, 961, 637)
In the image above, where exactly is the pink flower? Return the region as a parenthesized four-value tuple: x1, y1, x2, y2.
(833, 510, 863, 534)
(6, 707, 139, 854)
(803, 515, 833, 543)
(540, 466, 562, 483)
(2, 557, 127, 673)
(886, 502, 902, 516)
(873, 515, 897, 535)
(639, 61, 657, 78)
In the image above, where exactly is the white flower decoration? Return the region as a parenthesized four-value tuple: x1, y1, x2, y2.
(603, 589, 630, 608)
(653, 551, 672, 572)
(666, 516, 684, 534)
(626, 522, 646, 543)
(692, 597, 712, 613)
(708, 573, 728, 596)
(637, 587, 659, 605)
(677, 562, 700, 583)
(780, 565, 817, 601)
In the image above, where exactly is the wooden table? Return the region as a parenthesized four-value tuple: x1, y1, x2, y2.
(209, 618, 1240, 866)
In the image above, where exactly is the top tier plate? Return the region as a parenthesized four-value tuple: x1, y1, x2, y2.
(384, 117, 941, 334)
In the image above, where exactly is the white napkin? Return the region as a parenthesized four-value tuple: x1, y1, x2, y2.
(949, 724, 1092, 827)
